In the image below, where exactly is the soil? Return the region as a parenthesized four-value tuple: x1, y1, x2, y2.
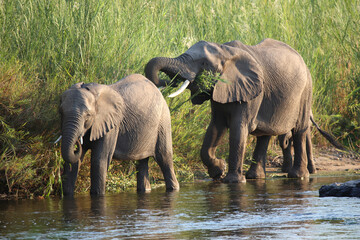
(267, 146, 360, 175)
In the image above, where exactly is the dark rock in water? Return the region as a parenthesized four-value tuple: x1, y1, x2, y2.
(319, 179, 360, 197)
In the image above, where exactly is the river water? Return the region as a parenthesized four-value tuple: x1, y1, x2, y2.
(1, 176, 359, 239)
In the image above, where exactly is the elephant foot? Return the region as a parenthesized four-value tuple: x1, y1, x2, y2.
(166, 185, 180, 192)
(288, 168, 310, 179)
(246, 164, 266, 179)
(137, 184, 152, 192)
(222, 172, 246, 183)
(164, 177, 180, 191)
(207, 159, 226, 180)
(307, 164, 317, 174)
(166, 181, 180, 191)
(62, 189, 75, 197)
(281, 163, 293, 173)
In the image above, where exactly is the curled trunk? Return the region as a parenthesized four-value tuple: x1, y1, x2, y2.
(61, 124, 82, 164)
(144, 56, 194, 87)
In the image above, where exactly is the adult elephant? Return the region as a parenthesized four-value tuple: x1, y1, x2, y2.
(59, 74, 179, 196)
(145, 39, 313, 182)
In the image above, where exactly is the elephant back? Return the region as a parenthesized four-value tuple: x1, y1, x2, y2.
(113, 74, 167, 131)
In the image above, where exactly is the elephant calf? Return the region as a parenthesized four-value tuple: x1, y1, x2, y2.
(59, 74, 179, 196)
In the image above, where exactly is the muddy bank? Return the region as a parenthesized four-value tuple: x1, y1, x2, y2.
(267, 146, 360, 175)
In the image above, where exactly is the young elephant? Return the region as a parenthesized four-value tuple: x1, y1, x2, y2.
(59, 74, 179, 196)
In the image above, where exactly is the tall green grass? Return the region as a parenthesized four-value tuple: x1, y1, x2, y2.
(0, 0, 359, 196)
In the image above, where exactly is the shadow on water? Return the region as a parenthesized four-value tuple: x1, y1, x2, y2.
(1, 176, 360, 239)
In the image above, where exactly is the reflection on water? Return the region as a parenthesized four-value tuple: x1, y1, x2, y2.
(1, 176, 360, 239)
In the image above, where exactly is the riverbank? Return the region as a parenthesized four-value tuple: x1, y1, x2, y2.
(267, 146, 360, 176)
(1, 145, 358, 200)
(1, 0, 359, 201)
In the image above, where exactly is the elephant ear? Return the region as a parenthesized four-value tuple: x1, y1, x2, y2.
(84, 83, 124, 141)
(70, 82, 84, 89)
(212, 49, 263, 103)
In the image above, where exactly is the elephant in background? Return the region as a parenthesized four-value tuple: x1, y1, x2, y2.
(275, 116, 346, 177)
(145, 38, 314, 182)
(59, 74, 179, 196)
(245, 129, 316, 179)
(278, 130, 316, 174)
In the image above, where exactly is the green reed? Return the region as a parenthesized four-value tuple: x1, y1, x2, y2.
(0, 0, 359, 196)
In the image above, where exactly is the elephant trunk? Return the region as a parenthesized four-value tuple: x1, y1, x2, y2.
(144, 55, 195, 87)
(61, 121, 83, 164)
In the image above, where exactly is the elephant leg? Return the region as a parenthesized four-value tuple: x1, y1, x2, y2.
(62, 161, 80, 196)
(246, 135, 271, 179)
(154, 127, 179, 191)
(200, 120, 227, 180)
(154, 149, 179, 191)
(90, 134, 117, 195)
(222, 124, 248, 183)
(136, 158, 151, 192)
(278, 133, 293, 173)
(306, 129, 316, 174)
(90, 155, 110, 195)
(288, 130, 310, 178)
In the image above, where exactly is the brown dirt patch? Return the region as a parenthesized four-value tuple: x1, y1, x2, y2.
(267, 146, 360, 175)
(312, 147, 360, 173)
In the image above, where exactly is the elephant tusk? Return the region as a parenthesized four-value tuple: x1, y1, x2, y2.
(54, 135, 62, 144)
(80, 137, 83, 145)
(168, 80, 190, 98)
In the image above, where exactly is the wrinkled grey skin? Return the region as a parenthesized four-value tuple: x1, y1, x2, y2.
(145, 39, 313, 182)
(60, 74, 179, 196)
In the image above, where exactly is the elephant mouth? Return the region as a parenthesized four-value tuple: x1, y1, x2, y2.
(74, 139, 82, 153)
(61, 134, 84, 164)
(194, 70, 218, 93)
(167, 70, 218, 98)
(165, 72, 216, 105)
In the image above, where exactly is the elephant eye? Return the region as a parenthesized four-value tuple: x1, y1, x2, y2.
(84, 112, 92, 128)
(84, 114, 90, 122)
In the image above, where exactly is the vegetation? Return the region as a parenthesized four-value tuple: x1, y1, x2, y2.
(0, 0, 359, 197)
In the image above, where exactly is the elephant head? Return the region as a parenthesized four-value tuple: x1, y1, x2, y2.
(59, 82, 124, 164)
(145, 41, 264, 104)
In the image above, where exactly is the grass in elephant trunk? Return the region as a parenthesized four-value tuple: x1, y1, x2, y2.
(164, 70, 225, 112)
(194, 70, 224, 95)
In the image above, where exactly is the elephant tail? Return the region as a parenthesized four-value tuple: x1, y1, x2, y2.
(310, 116, 347, 151)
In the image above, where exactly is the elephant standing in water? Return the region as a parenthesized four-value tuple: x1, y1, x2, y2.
(59, 74, 179, 196)
(246, 129, 316, 179)
(276, 116, 346, 176)
(278, 130, 316, 175)
(145, 39, 314, 182)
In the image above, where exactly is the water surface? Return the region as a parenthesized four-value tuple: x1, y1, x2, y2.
(1, 176, 359, 239)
